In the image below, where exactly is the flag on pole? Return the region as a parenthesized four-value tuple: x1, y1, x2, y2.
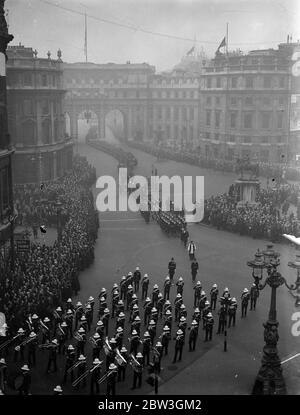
(216, 37, 226, 54)
(187, 45, 195, 56)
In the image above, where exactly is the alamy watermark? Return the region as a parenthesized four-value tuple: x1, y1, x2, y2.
(95, 168, 204, 223)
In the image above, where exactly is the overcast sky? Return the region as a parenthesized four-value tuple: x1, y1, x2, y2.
(7, 0, 300, 72)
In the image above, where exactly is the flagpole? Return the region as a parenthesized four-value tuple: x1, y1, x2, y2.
(226, 22, 228, 55)
(84, 12, 88, 63)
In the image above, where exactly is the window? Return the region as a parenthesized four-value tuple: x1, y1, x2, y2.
(260, 149, 269, 162)
(190, 126, 193, 139)
(261, 111, 271, 129)
(245, 77, 254, 88)
(189, 107, 194, 120)
(216, 77, 221, 88)
(263, 76, 271, 88)
(166, 107, 170, 120)
(227, 148, 235, 160)
(230, 111, 237, 128)
(244, 112, 253, 129)
(244, 136, 252, 143)
(157, 107, 162, 119)
(277, 111, 284, 129)
(174, 107, 178, 118)
(231, 77, 238, 88)
(245, 97, 253, 106)
(215, 110, 221, 128)
(206, 110, 211, 126)
(205, 132, 211, 139)
(215, 96, 220, 106)
(41, 100, 49, 115)
(228, 135, 235, 142)
(174, 125, 178, 139)
(278, 97, 285, 106)
(261, 136, 269, 144)
(206, 96, 212, 105)
(207, 78, 212, 88)
(214, 133, 220, 140)
(24, 73, 32, 86)
(42, 119, 51, 144)
(23, 99, 33, 116)
(279, 76, 285, 88)
(277, 136, 284, 143)
(230, 97, 237, 106)
(41, 74, 47, 87)
(22, 120, 35, 145)
(263, 97, 271, 106)
(182, 107, 187, 121)
(52, 75, 56, 87)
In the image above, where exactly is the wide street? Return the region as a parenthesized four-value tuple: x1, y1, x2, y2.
(69, 140, 300, 395)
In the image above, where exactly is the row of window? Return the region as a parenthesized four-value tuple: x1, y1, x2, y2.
(205, 146, 284, 163)
(206, 95, 286, 107)
(205, 110, 285, 129)
(20, 99, 61, 116)
(17, 118, 60, 146)
(149, 125, 194, 139)
(8, 72, 60, 88)
(205, 75, 286, 89)
(203, 132, 285, 144)
(149, 106, 196, 120)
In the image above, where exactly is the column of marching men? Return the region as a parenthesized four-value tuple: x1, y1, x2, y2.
(0, 256, 260, 396)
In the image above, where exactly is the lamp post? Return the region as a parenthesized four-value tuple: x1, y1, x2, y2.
(247, 243, 300, 395)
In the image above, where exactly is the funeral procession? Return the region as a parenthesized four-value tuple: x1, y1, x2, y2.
(0, 0, 300, 402)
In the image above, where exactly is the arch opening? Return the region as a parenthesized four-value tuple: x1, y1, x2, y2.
(77, 110, 99, 142)
(105, 109, 125, 143)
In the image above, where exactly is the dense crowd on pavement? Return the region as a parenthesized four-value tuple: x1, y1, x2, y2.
(204, 183, 300, 241)
(128, 140, 300, 181)
(0, 155, 99, 332)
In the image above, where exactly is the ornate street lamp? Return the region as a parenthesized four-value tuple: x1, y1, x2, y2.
(247, 249, 266, 288)
(84, 110, 92, 124)
(288, 253, 300, 307)
(247, 243, 300, 395)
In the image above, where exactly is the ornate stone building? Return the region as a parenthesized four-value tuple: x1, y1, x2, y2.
(6, 44, 73, 184)
(63, 42, 298, 164)
(0, 0, 14, 249)
(199, 43, 296, 163)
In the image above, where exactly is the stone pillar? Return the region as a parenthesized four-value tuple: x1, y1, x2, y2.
(36, 99, 42, 145)
(127, 107, 133, 139)
(70, 112, 78, 140)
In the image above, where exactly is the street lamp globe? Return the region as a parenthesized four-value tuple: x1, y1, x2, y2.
(247, 249, 265, 287)
(288, 253, 300, 307)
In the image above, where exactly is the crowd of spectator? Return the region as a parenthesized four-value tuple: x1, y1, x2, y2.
(0, 155, 99, 331)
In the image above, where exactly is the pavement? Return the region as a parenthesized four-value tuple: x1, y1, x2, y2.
(6, 142, 298, 395)
(76, 142, 300, 395)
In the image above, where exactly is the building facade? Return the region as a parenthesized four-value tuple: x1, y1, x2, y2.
(198, 43, 297, 163)
(0, 0, 14, 249)
(63, 42, 298, 164)
(7, 44, 73, 184)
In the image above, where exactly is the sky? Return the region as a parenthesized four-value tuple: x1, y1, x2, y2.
(7, 0, 300, 72)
